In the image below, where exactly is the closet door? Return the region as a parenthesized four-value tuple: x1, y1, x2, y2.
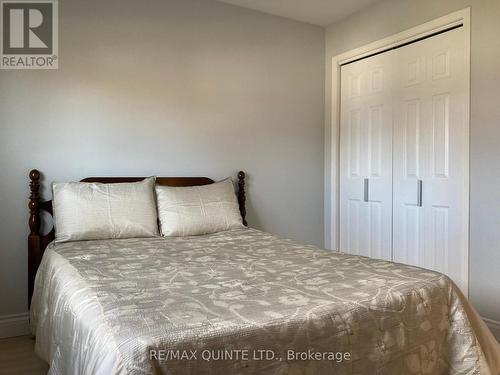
(392, 27, 468, 292)
(339, 52, 393, 260)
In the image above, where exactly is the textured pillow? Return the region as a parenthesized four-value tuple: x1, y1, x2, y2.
(155, 178, 243, 236)
(52, 177, 159, 242)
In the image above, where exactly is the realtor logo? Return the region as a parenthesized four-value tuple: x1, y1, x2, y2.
(1, 0, 58, 69)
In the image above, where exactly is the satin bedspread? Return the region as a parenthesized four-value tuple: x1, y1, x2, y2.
(30, 228, 500, 374)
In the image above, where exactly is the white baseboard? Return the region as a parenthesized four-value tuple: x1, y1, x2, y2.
(0, 312, 30, 339)
(482, 316, 500, 342)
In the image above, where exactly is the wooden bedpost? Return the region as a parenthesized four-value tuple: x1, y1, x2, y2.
(237, 171, 247, 226)
(28, 169, 41, 307)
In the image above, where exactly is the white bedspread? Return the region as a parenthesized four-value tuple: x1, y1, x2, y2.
(30, 228, 500, 374)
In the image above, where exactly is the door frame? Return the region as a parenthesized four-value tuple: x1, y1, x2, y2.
(328, 8, 470, 293)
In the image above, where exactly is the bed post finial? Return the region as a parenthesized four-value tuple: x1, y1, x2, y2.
(29, 169, 41, 236)
(237, 171, 247, 226)
(28, 169, 42, 306)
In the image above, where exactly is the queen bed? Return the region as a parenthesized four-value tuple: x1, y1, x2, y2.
(28, 170, 500, 375)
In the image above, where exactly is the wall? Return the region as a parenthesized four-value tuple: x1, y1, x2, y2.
(324, 0, 500, 322)
(0, 0, 325, 319)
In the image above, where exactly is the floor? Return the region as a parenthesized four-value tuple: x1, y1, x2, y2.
(0, 336, 48, 375)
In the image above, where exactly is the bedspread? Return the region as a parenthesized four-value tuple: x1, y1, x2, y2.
(30, 228, 500, 374)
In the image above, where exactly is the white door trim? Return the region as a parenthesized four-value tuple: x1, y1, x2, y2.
(328, 8, 470, 293)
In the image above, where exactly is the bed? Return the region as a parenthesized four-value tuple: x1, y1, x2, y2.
(28, 170, 500, 375)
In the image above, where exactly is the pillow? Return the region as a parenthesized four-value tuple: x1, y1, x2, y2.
(52, 177, 159, 242)
(155, 178, 244, 236)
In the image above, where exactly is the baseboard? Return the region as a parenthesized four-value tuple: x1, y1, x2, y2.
(0, 312, 30, 339)
(482, 316, 500, 342)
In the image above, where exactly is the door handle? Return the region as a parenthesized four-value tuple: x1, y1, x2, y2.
(364, 178, 369, 202)
(417, 179, 423, 207)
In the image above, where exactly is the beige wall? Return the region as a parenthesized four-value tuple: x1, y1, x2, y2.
(0, 0, 325, 316)
(324, 0, 500, 321)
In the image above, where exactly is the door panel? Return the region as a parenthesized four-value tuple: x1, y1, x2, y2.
(392, 27, 467, 293)
(403, 205, 420, 266)
(339, 26, 468, 294)
(403, 99, 421, 178)
(348, 109, 361, 177)
(340, 52, 393, 261)
(431, 94, 450, 178)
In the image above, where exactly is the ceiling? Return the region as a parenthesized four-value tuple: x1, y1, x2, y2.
(216, 0, 382, 27)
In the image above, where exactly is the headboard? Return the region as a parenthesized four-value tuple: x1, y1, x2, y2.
(27, 170, 247, 306)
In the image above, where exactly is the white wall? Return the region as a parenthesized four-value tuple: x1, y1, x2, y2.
(0, 0, 325, 317)
(324, 0, 500, 322)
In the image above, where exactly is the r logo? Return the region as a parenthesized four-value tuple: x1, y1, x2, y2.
(2, 2, 52, 54)
(1, 0, 58, 68)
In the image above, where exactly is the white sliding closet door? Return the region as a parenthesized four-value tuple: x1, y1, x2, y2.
(339, 52, 394, 261)
(392, 27, 468, 292)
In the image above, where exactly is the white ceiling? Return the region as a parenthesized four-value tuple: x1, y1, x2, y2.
(217, 0, 382, 27)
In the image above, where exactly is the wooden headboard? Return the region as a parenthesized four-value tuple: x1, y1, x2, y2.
(27, 170, 247, 306)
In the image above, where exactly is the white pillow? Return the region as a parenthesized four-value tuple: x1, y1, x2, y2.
(52, 177, 159, 242)
(155, 178, 244, 236)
